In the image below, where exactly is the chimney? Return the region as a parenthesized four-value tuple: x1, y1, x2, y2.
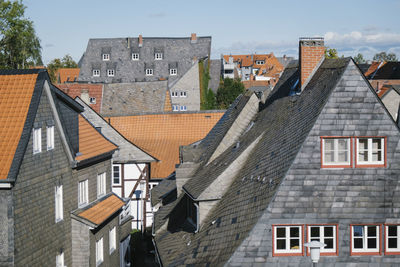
(191, 33, 197, 43)
(299, 37, 325, 90)
(138, 34, 143, 47)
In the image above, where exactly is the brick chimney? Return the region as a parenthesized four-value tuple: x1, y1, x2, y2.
(138, 34, 143, 47)
(299, 37, 325, 90)
(191, 33, 197, 43)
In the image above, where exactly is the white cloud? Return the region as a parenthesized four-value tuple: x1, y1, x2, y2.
(324, 31, 400, 46)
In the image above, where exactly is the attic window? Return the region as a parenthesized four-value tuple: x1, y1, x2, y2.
(89, 97, 96, 104)
(146, 69, 153, 76)
(93, 69, 100, 77)
(132, 53, 139, 60)
(170, 68, 177, 75)
(186, 197, 198, 231)
(107, 69, 115, 77)
(155, 53, 163, 60)
(102, 54, 110, 61)
(256, 60, 265, 65)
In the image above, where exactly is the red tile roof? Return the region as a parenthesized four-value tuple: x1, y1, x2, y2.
(57, 83, 103, 113)
(0, 74, 38, 179)
(76, 115, 117, 162)
(107, 112, 224, 179)
(365, 62, 385, 77)
(56, 68, 80, 83)
(78, 194, 125, 225)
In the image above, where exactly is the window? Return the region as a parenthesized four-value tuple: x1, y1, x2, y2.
(93, 69, 100, 77)
(154, 53, 163, 60)
(89, 97, 96, 104)
(55, 185, 63, 222)
(172, 105, 179, 111)
(351, 224, 380, 255)
(109, 227, 116, 253)
(307, 225, 337, 255)
(33, 127, 41, 154)
(321, 137, 351, 168)
(56, 252, 64, 267)
(171, 91, 178, 97)
(146, 69, 153, 76)
(180, 105, 187, 111)
(107, 69, 115, 77)
(180, 91, 187, 97)
(102, 54, 110, 61)
(97, 172, 106, 197)
(113, 165, 120, 184)
(385, 224, 400, 254)
(78, 180, 88, 206)
(186, 197, 198, 230)
(96, 238, 104, 266)
(255, 60, 265, 65)
(356, 137, 386, 167)
(170, 68, 177, 75)
(132, 53, 139, 60)
(47, 126, 54, 150)
(273, 225, 303, 256)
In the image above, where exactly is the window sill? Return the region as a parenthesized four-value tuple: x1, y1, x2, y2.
(350, 251, 380, 256)
(55, 218, 63, 223)
(355, 163, 385, 168)
(272, 251, 303, 257)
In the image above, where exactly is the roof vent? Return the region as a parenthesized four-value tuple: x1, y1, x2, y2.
(191, 33, 197, 43)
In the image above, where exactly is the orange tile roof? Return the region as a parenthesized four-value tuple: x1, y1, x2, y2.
(365, 62, 385, 77)
(76, 115, 117, 161)
(164, 91, 172, 112)
(107, 112, 224, 178)
(57, 83, 103, 113)
(0, 74, 38, 179)
(242, 80, 271, 89)
(56, 68, 80, 83)
(78, 194, 124, 225)
(377, 85, 391, 98)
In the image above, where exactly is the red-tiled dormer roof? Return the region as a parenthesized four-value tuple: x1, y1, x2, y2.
(57, 83, 103, 113)
(78, 194, 125, 225)
(56, 68, 80, 83)
(0, 73, 38, 179)
(107, 112, 224, 179)
(76, 115, 117, 162)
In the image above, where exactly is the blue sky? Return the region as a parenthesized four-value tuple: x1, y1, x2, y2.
(24, 0, 400, 64)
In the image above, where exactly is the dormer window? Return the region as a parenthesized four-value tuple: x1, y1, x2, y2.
(186, 196, 198, 231)
(93, 69, 100, 77)
(132, 53, 139, 60)
(255, 60, 265, 65)
(102, 54, 110, 61)
(107, 69, 115, 77)
(155, 53, 163, 60)
(170, 68, 177, 75)
(146, 69, 153, 76)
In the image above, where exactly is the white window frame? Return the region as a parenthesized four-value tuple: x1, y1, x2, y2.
(112, 164, 121, 185)
(146, 69, 153, 76)
(172, 105, 179, 112)
(89, 97, 96, 104)
(307, 225, 337, 254)
(154, 53, 163, 60)
(170, 68, 177, 75)
(96, 237, 104, 266)
(180, 91, 187, 97)
(321, 137, 351, 167)
(78, 179, 88, 206)
(102, 54, 110, 61)
(47, 126, 54, 150)
(33, 127, 41, 154)
(171, 91, 178, 97)
(351, 225, 380, 254)
(255, 60, 265, 65)
(56, 252, 64, 267)
(180, 105, 187, 111)
(107, 69, 115, 77)
(97, 172, 106, 198)
(55, 185, 63, 222)
(273, 225, 303, 255)
(356, 137, 385, 166)
(132, 53, 139, 60)
(385, 224, 400, 253)
(109, 227, 116, 254)
(93, 69, 100, 77)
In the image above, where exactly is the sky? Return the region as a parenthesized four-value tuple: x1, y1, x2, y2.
(23, 0, 400, 65)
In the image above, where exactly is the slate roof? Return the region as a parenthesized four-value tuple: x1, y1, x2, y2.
(73, 193, 125, 227)
(367, 61, 400, 80)
(75, 115, 117, 162)
(75, 97, 156, 163)
(0, 71, 39, 180)
(154, 58, 352, 266)
(357, 63, 371, 74)
(78, 36, 211, 84)
(106, 111, 224, 179)
(100, 81, 170, 116)
(56, 68, 80, 83)
(57, 83, 103, 113)
(151, 172, 176, 206)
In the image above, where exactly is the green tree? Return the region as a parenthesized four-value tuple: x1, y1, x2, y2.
(0, 0, 42, 69)
(216, 78, 245, 109)
(203, 88, 216, 110)
(47, 54, 78, 83)
(354, 53, 366, 64)
(324, 48, 338, 59)
(373, 52, 398, 62)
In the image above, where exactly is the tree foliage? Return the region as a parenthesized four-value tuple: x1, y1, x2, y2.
(0, 0, 42, 69)
(354, 53, 366, 64)
(216, 78, 245, 109)
(203, 88, 216, 110)
(373, 52, 398, 62)
(325, 48, 338, 59)
(47, 54, 78, 83)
